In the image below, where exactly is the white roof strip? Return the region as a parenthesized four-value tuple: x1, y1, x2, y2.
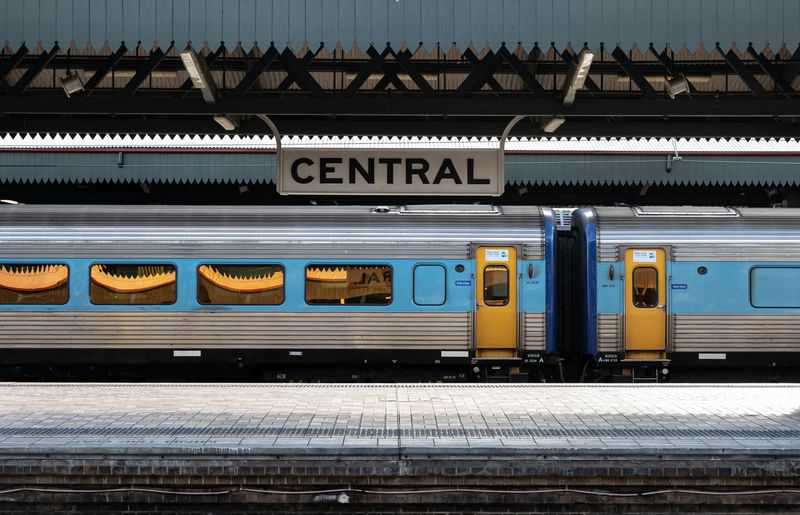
(1, 134, 800, 154)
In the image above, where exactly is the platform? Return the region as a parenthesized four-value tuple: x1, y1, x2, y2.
(1, 383, 799, 453)
(1, 383, 799, 513)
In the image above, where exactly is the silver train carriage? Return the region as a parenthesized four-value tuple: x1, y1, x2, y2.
(0, 204, 557, 380)
(573, 206, 800, 381)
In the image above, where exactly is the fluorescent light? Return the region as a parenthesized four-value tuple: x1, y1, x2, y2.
(562, 50, 594, 106)
(665, 75, 690, 99)
(179, 48, 217, 104)
(541, 117, 566, 134)
(214, 115, 240, 131)
(60, 72, 85, 97)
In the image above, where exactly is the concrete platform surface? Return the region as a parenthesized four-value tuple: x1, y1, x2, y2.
(1, 383, 799, 454)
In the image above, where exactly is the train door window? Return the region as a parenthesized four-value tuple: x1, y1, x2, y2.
(483, 265, 509, 306)
(413, 265, 446, 306)
(632, 267, 658, 308)
(90, 264, 177, 305)
(305, 265, 392, 305)
(0, 263, 69, 304)
(197, 264, 285, 305)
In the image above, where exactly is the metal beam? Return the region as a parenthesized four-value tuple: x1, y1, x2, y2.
(10, 44, 59, 94)
(0, 44, 28, 90)
(1, 94, 797, 118)
(461, 49, 502, 91)
(233, 45, 279, 95)
(83, 44, 128, 93)
(123, 45, 170, 95)
(276, 47, 323, 93)
(496, 45, 544, 93)
(458, 49, 504, 92)
(746, 45, 794, 95)
(395, 49, 435, 94)
(717, 44, 767, 96)
(611, 46, 657, 96)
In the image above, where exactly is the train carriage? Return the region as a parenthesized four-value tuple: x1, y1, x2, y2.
(0, 204, 556, 380)
(573, 206, 800, 381)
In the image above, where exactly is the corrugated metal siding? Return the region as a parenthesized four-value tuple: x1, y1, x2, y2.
(523, 312, 545, 352)
(0, 204, 545, 260)
(505, 154, 800, 186)
(673, 315, 800, 353)
(4, 150, 800, 187)
(0, 311, 472, 350)
(0, 151, 277, 184)
(2, 0, 798, 52)
(594, 207, 800, 262)
(597, 313, 621, 353)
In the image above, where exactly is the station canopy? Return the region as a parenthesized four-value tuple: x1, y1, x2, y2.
(1, 134, 799, 187)
(1, 0, 800, 137)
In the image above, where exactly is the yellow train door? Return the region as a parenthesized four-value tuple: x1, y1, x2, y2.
(475, 246, 518, 358)
(624, 248, 667, 359)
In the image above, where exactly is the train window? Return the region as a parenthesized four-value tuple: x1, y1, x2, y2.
(632, 267, 658, 308)
(90, 264, 177, 305)
(0, 263, 69, 305)
(197, 264, 284, 305)
(750, 267, 800, 308)
(305, 265, 392, 305)
(483, 265, 509, 306)
(414, 265, 446, 306)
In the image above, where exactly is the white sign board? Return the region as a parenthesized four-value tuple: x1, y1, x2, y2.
(484, 248, 510, 262)
(632, 250, 658, 263)
(278, 148, 503, 196)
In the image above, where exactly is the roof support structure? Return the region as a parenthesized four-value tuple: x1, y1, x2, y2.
(276, 47, 323, 93)
(717, 44, 767, 96)
(747, 45, 794, 96)
(0, 44, 28, 91)
(0, 41, 798, 137)
(611, 46, 656, 96)
(234, 46, 279, 96)
(10, 44, 59, 94)
(123, 44, 172, 95)
(83, 44, 128, 94)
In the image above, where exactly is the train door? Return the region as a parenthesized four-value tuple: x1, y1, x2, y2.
(475, 246, 518, 358)
(623, 248, 667, 358)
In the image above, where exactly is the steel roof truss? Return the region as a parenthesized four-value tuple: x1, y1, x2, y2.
(233, 45, 279, 96)
(746, 45, 794, 96)
(10, 44, 58, 94)
(717, 44, 767, 96)
(83, 44, 128, 94)
(0, 44, 28, 91)
(122, 44, 171, 95)
(611, 46, 656, 97)
(276, 46, 323, 93)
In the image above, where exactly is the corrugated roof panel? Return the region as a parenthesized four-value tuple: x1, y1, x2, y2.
(0, 151, 277, 184)
(3, 0, 799, 52)
(4, 134, 800, 153)
(505, 154, 800, 186)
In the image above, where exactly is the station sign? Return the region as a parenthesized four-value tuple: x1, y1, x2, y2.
(278, 147, 504, 196)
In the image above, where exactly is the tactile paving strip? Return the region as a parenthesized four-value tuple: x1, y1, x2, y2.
(1, 426, 798, 439)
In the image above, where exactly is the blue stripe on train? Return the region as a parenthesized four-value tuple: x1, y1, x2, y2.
(0, 257, 549, 316)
